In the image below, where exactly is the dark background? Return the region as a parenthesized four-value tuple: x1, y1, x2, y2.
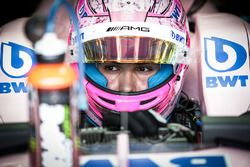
(0, 0, 249, 27)
(0, 0, 42, 26)
(210, 0, 250, 22)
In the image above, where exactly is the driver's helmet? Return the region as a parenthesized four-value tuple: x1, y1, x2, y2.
(69, 0, 191, 126)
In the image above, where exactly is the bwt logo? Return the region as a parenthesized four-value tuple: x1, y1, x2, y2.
(171, 30, 185, 43)
(79, 3, 87, 18)
(171, 4, 181, 21)
(0, 42, 36, 94)
(204, 37, 248, 88)
(71, 32, 84, 45)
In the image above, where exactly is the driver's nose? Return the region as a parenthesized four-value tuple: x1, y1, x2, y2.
(118, 70, 136, 92)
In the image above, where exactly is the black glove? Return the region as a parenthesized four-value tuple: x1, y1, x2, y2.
(102, 109, 167, 137)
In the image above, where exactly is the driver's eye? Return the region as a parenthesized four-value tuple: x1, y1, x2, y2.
(136, 66, 152, 72)
(104, 65, 119, 71)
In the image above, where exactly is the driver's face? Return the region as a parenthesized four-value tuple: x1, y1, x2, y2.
(97, 63, 160, 92)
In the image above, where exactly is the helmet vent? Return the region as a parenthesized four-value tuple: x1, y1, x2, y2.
(99, 96, 115, 105)
(140, 97, 157, 105)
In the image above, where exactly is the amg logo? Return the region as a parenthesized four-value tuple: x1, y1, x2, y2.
(106, 26, 150, 32)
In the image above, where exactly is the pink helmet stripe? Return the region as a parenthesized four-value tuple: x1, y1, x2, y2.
(85, 80, 171, 112)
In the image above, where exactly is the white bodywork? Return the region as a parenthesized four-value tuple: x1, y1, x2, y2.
(0, 18, 32, 123)
(184, 13, 250, 116)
